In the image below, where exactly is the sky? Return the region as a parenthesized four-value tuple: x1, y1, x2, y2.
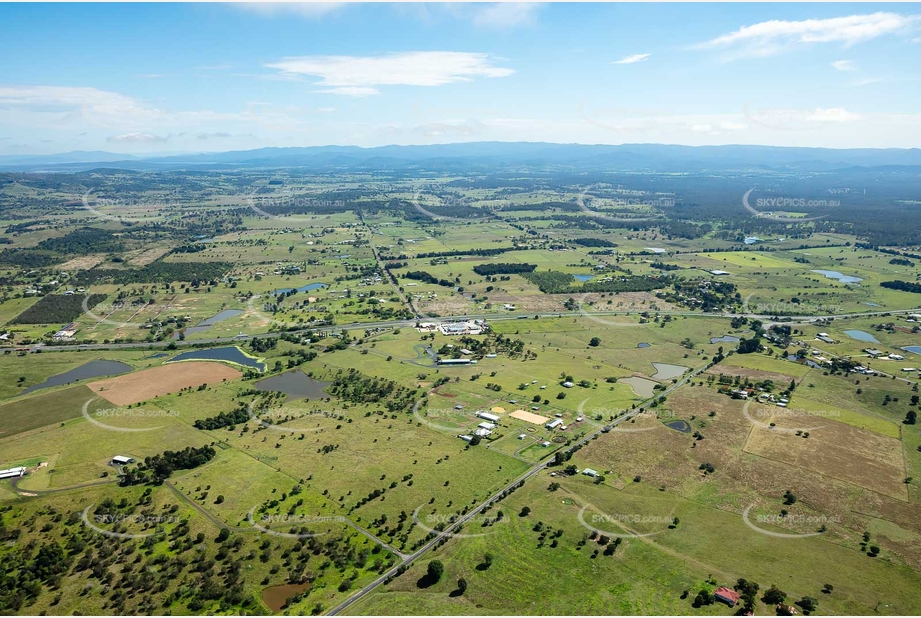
(1, 2, 920, 155)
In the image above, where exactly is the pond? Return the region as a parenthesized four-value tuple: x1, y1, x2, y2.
(637, 342, 651, 348)
(844, 330, 880, 343)
(651, 363, 688, 380)
(811, 270, 863, 284)
(573, 274, 593, 282)
(167, 346, 266, 371)
(621, 376, 657, 398)
(710, 335, 740, 344)
(272, 282, 328, 295)
(903, 346, 921, 356)
(255, 370, 330, 400)
(22, 360, 133, 395)
(180, 309, 245, 337)
(262, 581, 311, 612)
(665, 420, 692, 433)
(142, 353, 169, 359)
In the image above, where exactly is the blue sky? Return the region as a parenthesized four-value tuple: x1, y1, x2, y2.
(1, 2, 919, 154)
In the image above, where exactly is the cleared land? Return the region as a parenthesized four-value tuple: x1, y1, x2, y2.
(88, 361, 242, 405)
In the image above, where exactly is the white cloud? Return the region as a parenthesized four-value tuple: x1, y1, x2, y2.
(0, 85, 163, 127)
(107, 132, 169, 143)
(612, 53, 651, 65)
(236, 3, 344, 19)
(691, 123, 713, 133)
(831, 59, 856, 71)
(807, 108, 861, 123)
(318, 86, 379, 97)
(471, 3, 540, 28)
(719, 121, 749, 131)
(266, 51, 514, 95)
(696, 12, 919, 58)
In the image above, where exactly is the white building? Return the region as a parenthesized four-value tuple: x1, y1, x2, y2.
(476, 411, 500, 423)
(0, 467, 27, 480)
(546, 418, 563, 430)
(111, 455, 135, 465)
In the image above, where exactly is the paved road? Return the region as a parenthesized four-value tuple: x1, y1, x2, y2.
(13, 307, 920, 354)
(326, 359, 708, 615)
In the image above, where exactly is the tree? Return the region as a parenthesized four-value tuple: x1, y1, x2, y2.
(519, 506, 531, 517)
(427, 560, 444, 583)
(763, 585, 787, 605)
(797, 596, 819, 614)
(822, 584, 833, 594)
(216, 528, 230, 542)
(589, 337, 601, 347)
(905, 410, 917, 425)
(456, 578, 468, 595)
(783, 490, 797, 505)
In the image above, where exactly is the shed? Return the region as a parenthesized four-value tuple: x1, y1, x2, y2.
(111, 455, 135, 465)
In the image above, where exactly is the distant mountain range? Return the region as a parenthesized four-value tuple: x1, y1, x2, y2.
(2, 142, 920, 173)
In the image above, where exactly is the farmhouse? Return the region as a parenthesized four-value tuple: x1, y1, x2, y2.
(0, 466, 27, 480)
(111, 455, 135, 465)
(476, 411, 501, 423)
(714, 587, 741, 607)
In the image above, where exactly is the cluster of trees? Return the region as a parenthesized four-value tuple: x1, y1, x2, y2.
(522, 271, 669, 295)
(74, 261, 231, 286)
(328, 368, 418, 413)
(193, 405, 251, 430)
(471, 263, 537, 276)
(881, 280, 921, 295)
(10, 293, 108, 325)
(404, 271, 454, 287)
(119, 445, 217, 486)
(571, 237, 616, 247)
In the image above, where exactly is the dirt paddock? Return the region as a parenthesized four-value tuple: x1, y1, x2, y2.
(89, 362, 242, 405)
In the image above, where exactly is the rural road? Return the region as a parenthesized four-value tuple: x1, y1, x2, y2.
(325, 359, 709, 615)
(13, 307, 920, 354)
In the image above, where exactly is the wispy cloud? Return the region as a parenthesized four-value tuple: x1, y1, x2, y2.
(695, 12, 919, 59)
(236, 3, 344, 19)
(831, 59, 856, 71)
(471, 3, 540, 28)
(138, 73, 164, 79)
(851, 77, 884, 87)
(612, 53, 651, 65)
(266, 51, 514, 96)
(107, 132, 170, 144)
(807, 108, 861, 123)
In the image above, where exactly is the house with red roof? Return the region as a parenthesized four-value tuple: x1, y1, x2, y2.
(714, 587, 741, 607)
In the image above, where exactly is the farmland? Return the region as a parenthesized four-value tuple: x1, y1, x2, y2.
(1, 165, 920, 617)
